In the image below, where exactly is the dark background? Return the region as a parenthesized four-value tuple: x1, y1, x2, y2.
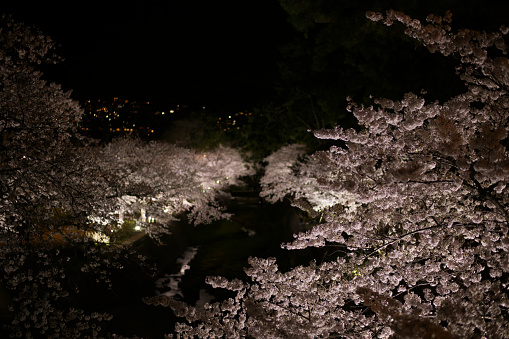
(2, 1, 509, 152)
(0, 1, 293, 110)
(3, 1, 508, 112)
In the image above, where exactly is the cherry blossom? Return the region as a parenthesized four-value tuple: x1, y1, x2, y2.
(0, 16, 121, 337)
(156, 10, 509, 338)
(95, 138, 255, 236)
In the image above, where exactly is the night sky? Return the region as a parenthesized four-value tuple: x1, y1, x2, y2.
(0, 1, 294, 110)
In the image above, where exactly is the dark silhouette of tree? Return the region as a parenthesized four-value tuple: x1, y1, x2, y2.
(242, 0, 509, 159)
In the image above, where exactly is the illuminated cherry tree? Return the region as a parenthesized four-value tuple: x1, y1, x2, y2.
(0, 16, 118, 337)
(96, 138, 255, 237)
(147, 11, 509, 338)
(259, 143, 307, 204)
(260, 143, 358, 214)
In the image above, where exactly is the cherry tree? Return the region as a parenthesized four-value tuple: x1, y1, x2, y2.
(190, 144, 256, 223)
(0, 16, 124, 337)
(260, 143, 359, 214)
(146, 10, 509, 338)
(95, 138, 255, 238)
(259, 143, 307, 204)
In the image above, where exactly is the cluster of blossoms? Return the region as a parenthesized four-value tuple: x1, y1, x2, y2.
(96, 138, 254, 237)
(0, 15, 123, 337)
(261, 143, 361, 217)
(156, 10, 509, 338)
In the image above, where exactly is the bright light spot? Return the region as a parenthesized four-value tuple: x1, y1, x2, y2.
(135, 225, 141, 231)
(169, 110, 174, 113)
(161, 111, 165, 115)
(89, 232, 110, 243)
(216, 180, 220, 183)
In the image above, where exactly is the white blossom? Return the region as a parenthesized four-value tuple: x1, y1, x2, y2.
(95, 138, 254, 234)
(158, 10, 509, 339)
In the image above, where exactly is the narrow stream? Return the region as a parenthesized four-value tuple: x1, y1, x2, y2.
(151, 196, 308, 308)
(155, 246, 199, 298)
(155, 245, 217, 308)
(103, 197, 312, 338)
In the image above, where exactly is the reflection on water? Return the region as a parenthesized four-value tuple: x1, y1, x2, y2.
(155, 245, 216, 307)
(155, 246, 199, 298)
(152, 200, 303, 311)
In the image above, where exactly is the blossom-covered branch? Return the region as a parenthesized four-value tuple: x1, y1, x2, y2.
(161, 10, 509, 338)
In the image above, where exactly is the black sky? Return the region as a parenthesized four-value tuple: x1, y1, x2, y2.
(1, 1, 294, 110)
